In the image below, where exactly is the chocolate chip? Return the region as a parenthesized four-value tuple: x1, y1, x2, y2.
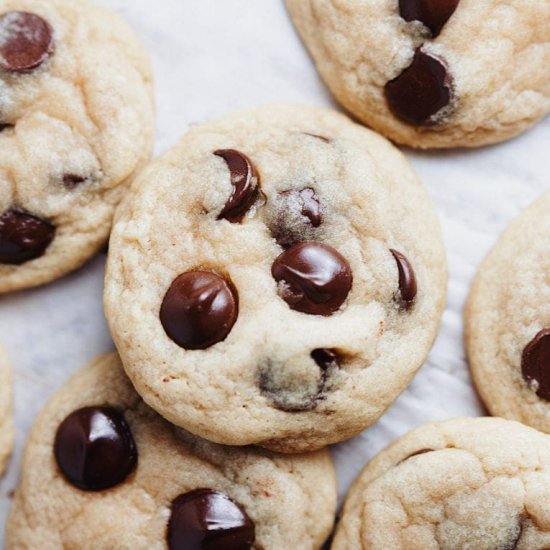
(311, 349, 340, 371)
(260, 357, 330, 413)
(391, 249, 417, 309)
(260, 348, 340, 412)
(522, 329, 550, 400)
(399, 0, 460, 37)
(0, 209, 55, 265)
(167, 489, 255, 550)
(270, 188, 323, 248)
(385, 49, 453, 126)
(160, 271, 238, 350)
(54, 406, 137, 492)
(214, 149, 260, 223)
(272, 242, 352, 316)
(0, 123, 13, 132)
(62, 174, 88, 187)
(0, 11, 55, 73)
(296, 188, 322, 228)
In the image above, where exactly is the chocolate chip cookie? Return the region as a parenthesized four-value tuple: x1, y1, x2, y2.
(333, 417, 550, 549)
(0, 343, 14, 475)
(6, 353, 337, 549)
(0, 0, 154, 293)
(286, 0, 550, 149)
(466, 192, 550, 434)
(105, 103, 447, 453)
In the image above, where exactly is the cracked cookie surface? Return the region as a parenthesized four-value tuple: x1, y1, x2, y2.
(6, 353, 337, 550)
(466, 192, 550, 435)
(105, 103, 447, 453)
(0, 0, 154, 293)
(286, 0, 550, 149)
(0, 343, 14, 475)
(333, 417, 550, 550)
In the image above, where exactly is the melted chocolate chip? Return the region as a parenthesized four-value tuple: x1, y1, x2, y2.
(297, 188, 322, 227)
(0, 123, 13, 132)
(391, 249, 417, 309)
(260, 354, 332, 413)
(54, 406, 137, 492)
(284, 187, 322, 229)
(160, 271, 238, 350)
(271, 188, 323, 248)
(385, 49, 453, 126)
(214, 149, 260, 223)
(311, 348, 340, 371)
(522, 329, 550, 400)
(272, 242, 352, 316)
(0, 11, 55, 73)
(167, 489, 255, 550)
(0, 209, 55, 264)
(62, 174, 88, 187)
(399, 0, 460, 37)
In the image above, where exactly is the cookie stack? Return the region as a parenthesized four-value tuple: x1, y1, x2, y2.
(1, 0, 549, 549)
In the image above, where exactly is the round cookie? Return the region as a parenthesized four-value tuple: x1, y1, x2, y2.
(286, 0, 550, 149)
(0, 343, 14, 475)
(466, 192, 550, 434)
(333, 417, 550, 549)
(0, 0, 154, 293)
(105, 103, 447, 453)
(6, 353, 337, 549)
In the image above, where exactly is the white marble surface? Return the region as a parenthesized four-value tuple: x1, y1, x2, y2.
(1, 0, 549, 544)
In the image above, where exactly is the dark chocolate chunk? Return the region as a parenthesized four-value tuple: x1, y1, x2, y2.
(272, 242, 352, 316)
(0, 11, 55, 73)
(385, 49, 453, 126)
(391, 249, 417, 309)
(54, 406, 137, 491)
(0, 123, 13, 132)
(522, 329, 550, 401)
(399, 0, 460, 37)
(167, 489, 255, 550)
(0, 209, 55, 264)
(160, 271, 238, 350)
(215, 149, 260, 223)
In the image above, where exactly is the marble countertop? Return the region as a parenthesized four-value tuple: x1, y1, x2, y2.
(1, 0, 549, 543)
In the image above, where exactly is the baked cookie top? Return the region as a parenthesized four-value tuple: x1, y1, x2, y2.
(105, 103, 447, 453)
(7, 353, 337, 550)
(0, 343, 14, 475)
(287, 0, 550, 149)
(0, 0, 154, 293)
(333, 417, 550, 550)
(467, 192, 550, 434)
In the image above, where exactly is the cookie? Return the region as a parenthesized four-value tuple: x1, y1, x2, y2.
(286, 0, 550, 149)
(466, 192, 550, 434)
(104, 103, 447, 453)
(6, 353, 337, 549)
(333, 417, 550, 549)
(0, 0, 154, 293)
(0, 343, 14, 475)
